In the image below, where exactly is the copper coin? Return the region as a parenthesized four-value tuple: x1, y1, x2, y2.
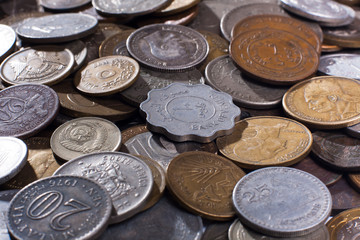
(346, 122, 360, 139)
(153, 0, 200, 16)
(327, 207, 360, 240)
(230, 28, 319, 85)
(321, 43, 343, 53)
(166, 151, 246, 220)
(328, 177, 360, 214)
(0, 84, 59, 139)
(99, 30, 134, 57)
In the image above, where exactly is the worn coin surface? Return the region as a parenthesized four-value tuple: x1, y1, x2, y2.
(0, 24, 16, 62)
(7, 175, 112, 240)
(326, 207, 360, 239)
(40, 0, 91, 10)
(0, 190, 18, 240)
(328, 177, 360, 214)
(127, 24, 209, 72)
(283, 76, 360, 129)
(0, 84, 59, 139)
(50, 117, 121, 162)
(53, 152, 153, 224)
(99, 30, 134, 57)
(0, 46, 74, 86)
(318, 53, 360, 80)
(233, 167, 332, 237)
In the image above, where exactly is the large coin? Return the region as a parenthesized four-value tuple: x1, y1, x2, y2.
(0, 24, 16, 62)
(318, 53, 360, 80)
(7, 176, 112, 240)
(40, 0, 91, 10)
(0, 190, 18, 240)
(0, 84, 59, 139)
(326, 207, 360, 239)
(282, 76, 360, 129)
(127, 24, 209, 72)
(53, 152, 153, 224)
(232, 167, 332, 237)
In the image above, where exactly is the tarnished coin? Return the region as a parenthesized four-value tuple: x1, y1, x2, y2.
(99, 30, 134, 58)
(0, 24, 16, 62)
(7, 175, 112, 240)
(217, 116, 312, 169)
(0, 137, 27, 185)
(283, 76, 360, 129)
(40, 0, 91, 10)
(154, 0, 200, 16)
(167, 151, 246, 220)
(205, 56, 288, 109)
(127, 24, 209, 72)
(348, 174, 360, 193)
(318, 53, 360, 80)
(0, 84, 59, 139)
(0, 190, 18, 240)
(0, 46, 74, 86)
(74, 56, 140, 96)
(53, 152, 153, 224)
(16, 13, 98, 43)
(233, 167, 332, 237)
(50, 117, 121, 162)
(327, 208, 360, 239)
(230, 29, 319, 85)
(120, 67, 204, 107)
(346, 122, 360, 139)
(140, 83, 240, 143)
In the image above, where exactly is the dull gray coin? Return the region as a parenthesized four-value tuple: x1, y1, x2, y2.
(318, 53, 360, 80)
(63, 40, 87, 73)
(0, 190, 18, 240)
(40, 0, 91, 10)
(0, 24, 16, 62)
(346, 122, 360, 139)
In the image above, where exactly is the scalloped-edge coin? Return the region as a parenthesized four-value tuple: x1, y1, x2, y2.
(140, 83, 241, 143)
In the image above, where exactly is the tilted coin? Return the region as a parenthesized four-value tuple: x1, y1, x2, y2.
(0, 0, 42, 16)
(328, 177, 360, 214)
(53, 152, 153, 224)
(318, 53, 360, 80)
(7, 175, 112, 240)
(127, 24, 209, 72)
(50, 117, 121, 162)
(346, 122, 360, 139)
(62, 40, 87, 73)
(0, 46, 74, 86)
(202, 221, 232, 240)
(167, 151, 246, 220)
(233, 167, 332, 237)
(348, 174, 360, 193)
(316, 4, 355, 27)
(0, 24, 16, 62)
(0, 190, 18, 240)
(326, 207, 360, 239)
(283, 76, 360, 129)
(205, 55, 288, 109)
(40, 0, 91, 10)
(99, 30, 134, 57)
(321, 43, 343, 53)
(153, 0, 200, 16)
(0, 84, 59, 139)
(16, 13, 98, 43)
(140, 83, 241, 143)
(217, 116, 313, 169)
(0, 12, 50, 30)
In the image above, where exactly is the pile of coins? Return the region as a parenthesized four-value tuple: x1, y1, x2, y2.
(1, 0, 360, 239)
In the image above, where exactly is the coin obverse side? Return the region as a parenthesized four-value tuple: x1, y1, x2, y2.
(7, 175, 112, 240)
(326, 207, 360, 239)
(53, 152, 153, 224)
(0, 190, 18, 240)
(232, 167, 332, 237)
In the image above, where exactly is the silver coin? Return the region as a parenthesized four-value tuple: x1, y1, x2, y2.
(233, 167, 332, 237)
(16, 13, 98, 43)
(127, 24, 209, 72)
(97, 195, 204, 240)
(120, 68, 204, 107)
(0, 24, 16, 62)
(205, 56, 288, 109)
(7, 175, 112, 240)
(40, 0, 91, 10)
(140, 83, 241, 143)
(63, 40, 87, 73)
(317, 4, 355, 27)
(0, 190, 18, 240)
(53, 152, 153, 224)
(318, 53, 360, 80)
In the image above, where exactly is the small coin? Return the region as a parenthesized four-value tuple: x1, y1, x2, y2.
(50, 117, 121, 161)
(0, 24, 16, 62)
(348, 174, 360, 193)
(327, 207, 360, 240)
(0, 46, 74, 86)
(154, 0, 200, 16)
(53, 152, 153, 224)
(7, 175, 112, 240)
(282, 76, 360, 129)
(0, 190, 18, 240)
(233, 167, 332, 237)
(0, 84, 59, 139)
(99, 30, 134, 57)
(346, 122, 360, 139)
(40, 0, 91, 10)
(318, 53, 360, 80)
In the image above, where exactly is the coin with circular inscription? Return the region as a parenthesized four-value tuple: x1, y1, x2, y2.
(318, 53, 360, 80)
(326, 207, 360, 239)
(346, 122, 360, 139)
(0, 46, 74, 86)
(154, 0, 200, 16)
(7, 175, 112, 240)
(53, 152, 153, 224)
(99, 30, 134, 57)
(127, 24, 209, 72)
(283, 76, 360, 129)
(50, 117, 121, 162)
(0, 190, 18, 240)
(0, 24, 16, 62)
(233, 167, 332, 237)
(217, 116, 312, 169)
(40, 0, 91, 10)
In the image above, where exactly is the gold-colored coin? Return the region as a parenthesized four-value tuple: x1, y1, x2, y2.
(119, 124, 148, 152)
(321, 43, 343, 53)
(99, 30, 135, 57)
(216, 116, 313, 169)
(154, 0, 200, 16)
(74, 55, 140, 96)
(327, 207, 360, 239)
(166, 151, 246, 221)
(283, 76, 360, 129)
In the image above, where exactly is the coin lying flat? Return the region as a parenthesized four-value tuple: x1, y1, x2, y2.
(7, 175, 112, 240)
(0, 24, 16, 62)
(63, 40, 87, 73)
(0, 190, 18, 240)
(327, 208, 360, 239)
(233, 167, 332, 237)
(318, 53, 360, 80)
(40, 0, 91, 10)
(99, 30, 134, 57)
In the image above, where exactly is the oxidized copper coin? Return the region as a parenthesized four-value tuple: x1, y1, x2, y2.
(230, 28, 319, 85)
(0, 84, 59, 139)
(99, 30, 134, 57)
(328, 177, 360, 214)
(166, 151, 246, 220)
(327, 208, 360, 240)
(153, 0, 200, 16)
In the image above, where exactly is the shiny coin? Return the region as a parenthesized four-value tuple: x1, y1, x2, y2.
(0, 24, 16, 62)
(0, 46, 74, 86)
(127, 24, 209, 72)
(53, 152, 153, 224)
(328, 177, 360, 214)
(0, 190, 18, 240)
(318, 53, 360, 80)
(7, 175, 112, 240)
(0, 84, 59, 139)
(16, 13, 98, 43)
(346, 122, 360, 139)
(0, 137, 27, 185)
(74, 55, 140, 96)
(317, 4, 355, 27)
(154, 0, 200, 16)
(217, 116, 312, 169)
(167, 151, 246, 220)
(0, 12, 51, 30)
(50, 117, 121, 162)
(99, 30, 134, 57)
(283, 76, 360, 129)
(327, 207, 360, 239)
(233, 167, 332, 237)
(40, 0, 91, 10)
(140, 83, 240, 143)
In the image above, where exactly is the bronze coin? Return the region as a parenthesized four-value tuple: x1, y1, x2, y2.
(327, 207, 360, 240)
(99, 30, 134, 58)
(230, 28, 319, 85)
